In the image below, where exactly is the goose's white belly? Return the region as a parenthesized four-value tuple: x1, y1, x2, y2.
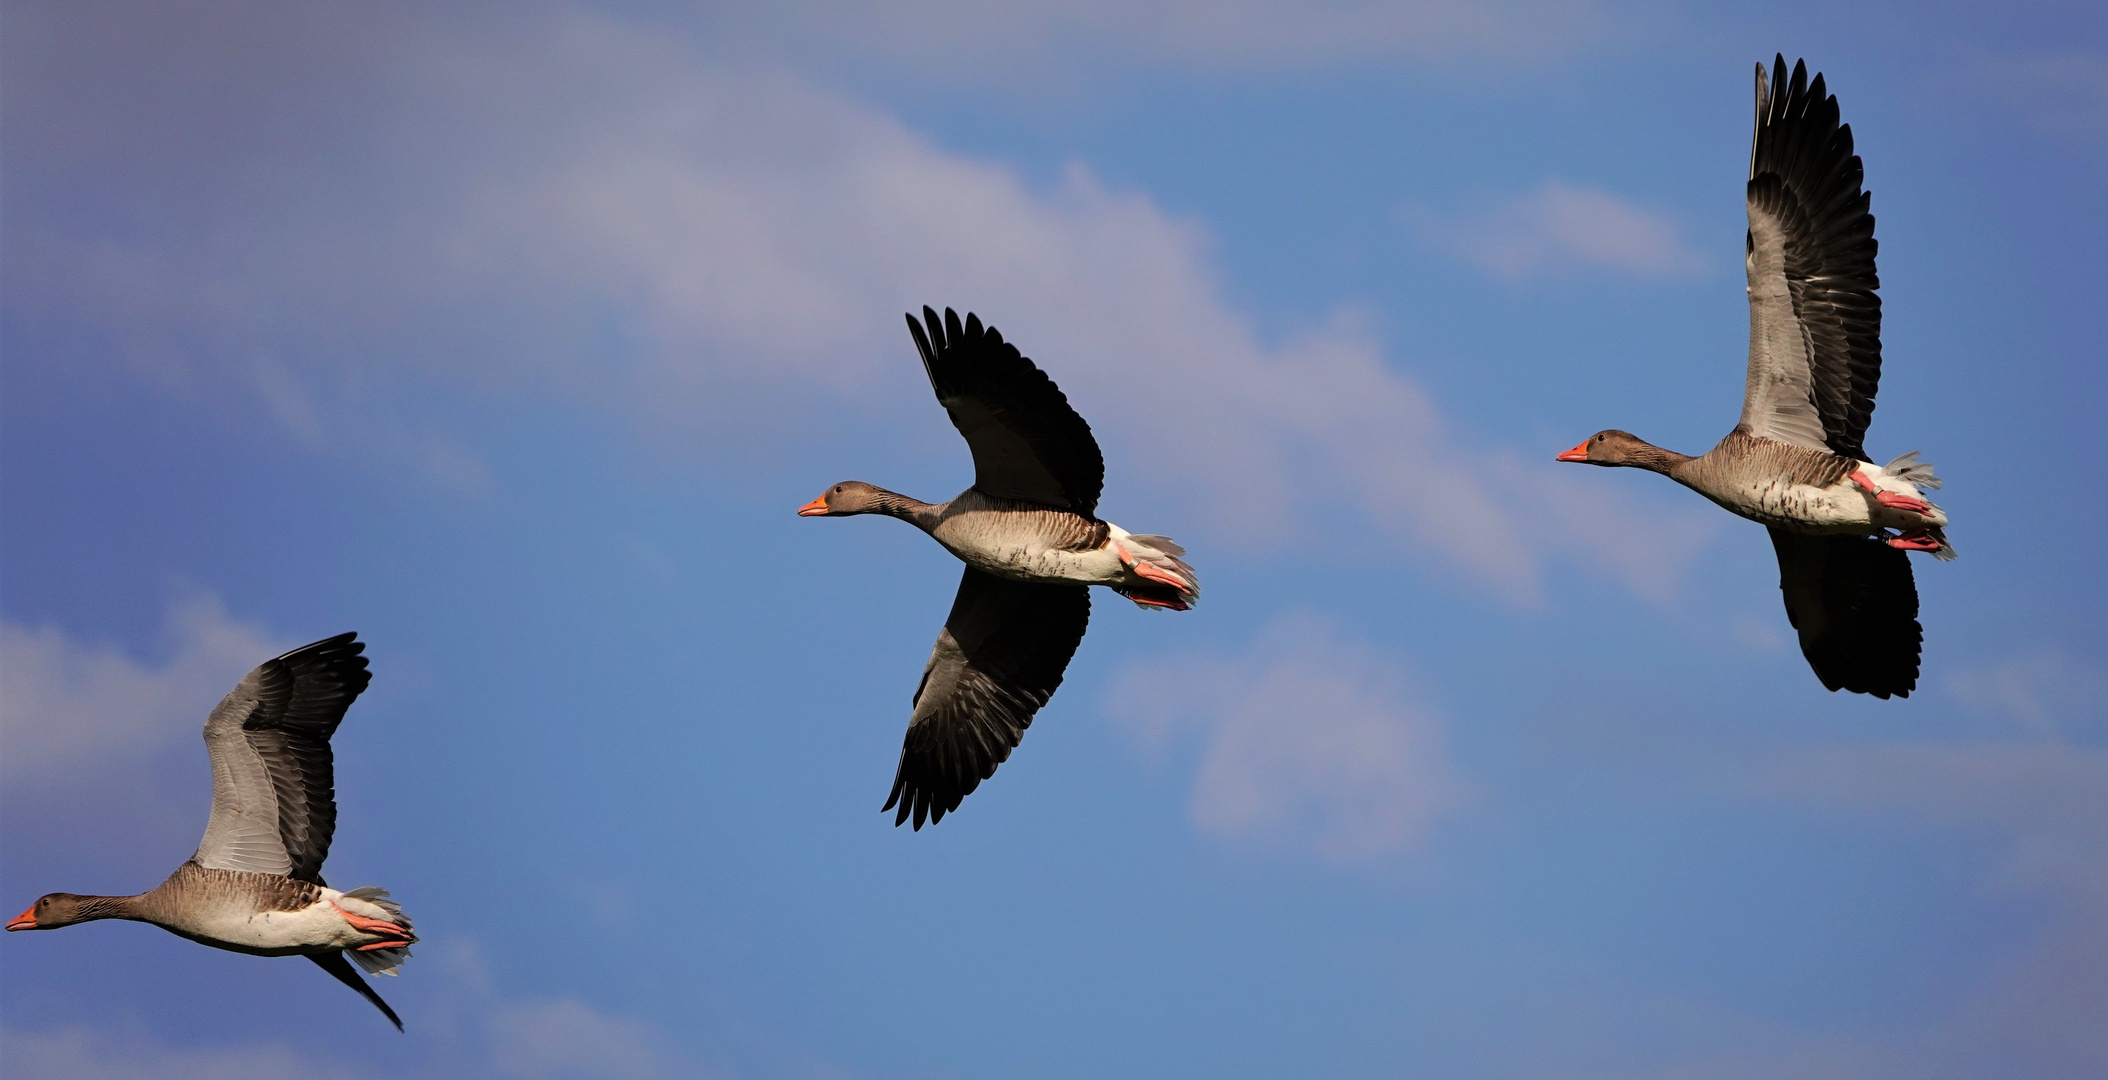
(1707, 478, 1872, 531)
(946, 536, 1125, 585)
(928, 507, 1127, 585)
(1698, 461, 1946, 533)
(169, 887, 371, 953)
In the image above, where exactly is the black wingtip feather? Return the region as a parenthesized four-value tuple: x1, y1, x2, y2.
(904, 304, 1107, 516)
(1747, 55, 1884, 463)
(310, 952, 404, 1031)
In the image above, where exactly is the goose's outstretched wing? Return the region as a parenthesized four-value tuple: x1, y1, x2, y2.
(194, 633, 372, 884)
(907, 306, 1105, 517)
(1740, 56, 1883, 460)
(1769, 528, 1920, 698)
(885, 568, 1089, 829)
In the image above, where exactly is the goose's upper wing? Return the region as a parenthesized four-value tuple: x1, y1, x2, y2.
(1768, 528, 1920, 698)
(885, 567, 1090, 829)
(908, 306, 1105, 517)
(1740, 55, 1883, 460)
(195, 633, 372, 883)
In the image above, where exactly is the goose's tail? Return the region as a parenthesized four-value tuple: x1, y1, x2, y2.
(1881, 453, 1955, 561)
(1884, 451, 1942, 490)
(1108, 527, 1200, 611)
(340, 887, 416, 976)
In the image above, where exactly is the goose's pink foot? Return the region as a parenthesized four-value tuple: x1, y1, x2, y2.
(1129, 559, 1190, 590)
(1127, 593, 1191, 611)
(1875, 491, 1933, 515)
(1850, 470, 1878, 493)
(332, 902, 412, 943)
(1111, 542, 1134, 567)
(1887, 530, 1942, 552)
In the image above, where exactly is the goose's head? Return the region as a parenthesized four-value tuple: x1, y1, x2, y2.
(798, 481, 887, 517)
(1557, 430, 1650, 467)
(9, 893, 94, 931)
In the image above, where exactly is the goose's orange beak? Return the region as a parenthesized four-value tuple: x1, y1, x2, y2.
(1556, 441, 1590, 463)
(7, 907, 37, 931)
(797, 496, 831, 517)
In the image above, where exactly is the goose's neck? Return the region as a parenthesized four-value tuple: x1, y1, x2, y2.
(69, 894, 144, 925)
(871, 489, 943, 531)
(1625, 440, 1694, 477)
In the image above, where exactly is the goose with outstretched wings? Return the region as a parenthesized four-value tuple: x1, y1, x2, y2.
(800, 307, 1200, 827)
(9, 633, 417, 1029)
(1558, 57, 1953, 699)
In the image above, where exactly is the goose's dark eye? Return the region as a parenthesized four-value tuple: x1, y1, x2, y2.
(834, 485, 843, 493)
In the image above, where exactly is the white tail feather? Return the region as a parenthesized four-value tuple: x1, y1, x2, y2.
(1884, 451, 1942, 490)
(1106, 525, 1200, 609)
(339, 886, 414, 975)
(349, 944, 411, 976)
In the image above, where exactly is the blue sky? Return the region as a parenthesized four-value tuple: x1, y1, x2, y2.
(3, 1, 2104, 1077)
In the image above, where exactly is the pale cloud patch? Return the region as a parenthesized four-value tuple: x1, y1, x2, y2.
(0, 597, 280, 784)
(1411, 180, 1709, 279)
(719, 0, 1607, 76)
(1972, 51, 2108, 148)
(1760, 737, 2108, 1076)
(0, 1026, 377, 1080)
(487, 999, 677, 1080)
(1108, 615, 1468, 860)
(5, 1, 1711, 604)
(1, 944, 710, 1080)
(1946, 649, 2108, 739)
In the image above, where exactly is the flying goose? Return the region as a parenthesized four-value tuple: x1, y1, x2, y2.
(8, 633, 416, 1029)
(1558, 57, 1952, 699)
(800, 307, 1200, 828)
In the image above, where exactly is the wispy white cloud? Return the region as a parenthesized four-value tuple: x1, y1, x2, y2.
(1, 944, 711, 1080)
(4, 1, 1709, 604)
(1409, 180, 1709, 279)
(487, 999, 677, 1080)
(1108, 615, 1467, 860)
(1760, 736, 2108, 1077)
(1946, 649, 2108, 739)
(0, 597, 280, 784)
(717, 0, 1608, 76)
(0, 1026, 378, 1080)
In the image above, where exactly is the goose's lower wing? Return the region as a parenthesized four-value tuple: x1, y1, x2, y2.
(885, 568, 1090, 828)
(1769, 527, 1921, 698)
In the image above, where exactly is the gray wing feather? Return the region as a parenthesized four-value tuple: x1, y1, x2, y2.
(883, 568, 1089, 829)
(196, 675, 296, 875)
(194, 633, 371, 883)
(1740, 56, 1884, 459)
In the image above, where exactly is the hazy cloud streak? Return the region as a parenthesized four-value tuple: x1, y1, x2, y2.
(710, 0, 1608, 75)
(1410, 180, 1709, 279)
(4, 0, 1709, 602)
(1108, 615, 1468, 860)
(0, 597, 280, 784)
